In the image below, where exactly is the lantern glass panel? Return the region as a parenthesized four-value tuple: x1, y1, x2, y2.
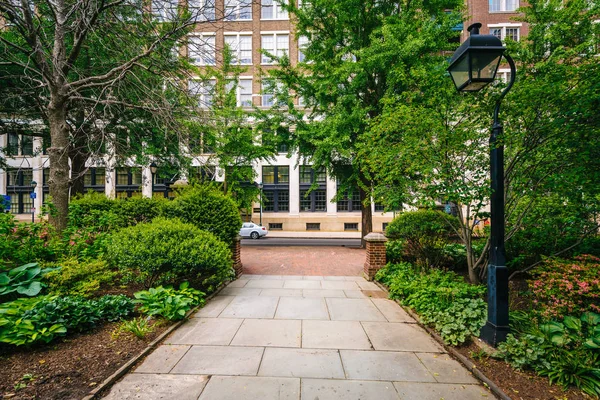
(449, 53, 470, 90)
(471, 52, 501, 81)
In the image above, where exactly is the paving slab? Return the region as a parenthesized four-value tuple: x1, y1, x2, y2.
(193, 296, 235, 318)
(321, 281, 361, 290)
(103, 374, 209, 400)
(231, 319, 301, 347)
(133, 345, 190, 374)
(283, 279, 322, 289)
(370, 299, 416, 323)
(275, 297, 329, 320)
(166, 318, 242, 345)
(326, 298, 387, 321)
(323, 276, 347, 281)
(302, 289, 347, 298)
(361, 322, 444, 352)
(226, 279, 248, 288)
(244, 279, 285, 289)
(340, 350, 436, 382)
(301, 379, 399, 400)
(345, 276, 367, 281)
(220, 296, 279, 319)
(198, 376, 300, 400)
(356, 281, 382, 291)
(170, 345, 264, 376)
(303, 275, 324, 280)
(416, 353, 479, 384)
(393, 382, 490, 399)
(258, 348, 345, 379)
(260, 288, 303, 297)
(219, 287, 262, 296)
(344, 290, 368, 298)
(302, 320, 372, 350)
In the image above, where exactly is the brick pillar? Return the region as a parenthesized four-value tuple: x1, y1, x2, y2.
(364, 232, 388, 281)
(231, 235, 243, 278)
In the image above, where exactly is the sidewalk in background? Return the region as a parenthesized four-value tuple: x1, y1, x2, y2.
(266, 231, 362, 239)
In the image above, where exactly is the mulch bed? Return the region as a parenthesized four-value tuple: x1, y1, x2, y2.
(456, 341, 587, 400)
(0, 319, 170, 400)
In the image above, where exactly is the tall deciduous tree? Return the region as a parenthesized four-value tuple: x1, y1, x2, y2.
(0, 0, 204, 230)
(270, 0, 462, 246)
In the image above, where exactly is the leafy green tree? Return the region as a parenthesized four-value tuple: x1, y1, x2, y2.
(269, 0, 462, 246)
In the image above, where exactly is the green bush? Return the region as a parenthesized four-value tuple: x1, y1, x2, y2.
(0, 296, 66, 346)
(44, 258, 117, 297)
(163, 185, 242, 244)
(106, 218, 233, 291)
(114, 196, 168, 226)
(385, 240, 404, 263)
(134, 283, 205, 321)
(0, 215, 61, 267)
(385, 210, 458, 269)
(375, 262, 486, 345)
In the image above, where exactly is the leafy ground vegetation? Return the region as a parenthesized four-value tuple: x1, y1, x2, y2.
(378, 210, 600, 398)
(0, 185, 239, 399)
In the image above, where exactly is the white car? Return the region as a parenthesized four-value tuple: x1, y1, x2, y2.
(239, 223, 268, 239)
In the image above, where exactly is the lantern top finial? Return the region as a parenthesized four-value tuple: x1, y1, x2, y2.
(467, 23, 482, 35)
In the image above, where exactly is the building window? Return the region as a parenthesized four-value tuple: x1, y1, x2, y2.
(374, 203, 385, 212)
(225, 0, 251, 20)
(7, 133, 34, 156)
(337, 187, 362, 212)
(490, 26, 520, 41)
(152, 0, 178, 22)
(5, 168, 34, 214)
(382, 222, 389, 231)
(226, 78, 253, 106)
(262, 166, 289, 212)
(344, 223, 358, 231)
(189, 79, 216, 108)
(224, 34, 252, 65)
(306, 222, 320, 231)
(261, 0, 288, 19)
(298, 35, 308, 62)
(83, 167, 106, 187)
(299, 166, 327, 212)
(269, 222, 283, 230)
(261, 33, 289, 64)
(189, 0, 215, 21)
(489, 0, 518, 12)
(189, 35, 216, 65)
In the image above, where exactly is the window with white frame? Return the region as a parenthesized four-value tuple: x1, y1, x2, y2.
(261, 0, 288, 19)
(226, 78, 253, 106)
(490, 25, 520, 41)
(261, 33, 289, 64)
(496, 69, 512, 84)
(188, 35, 216, 65)
(298, 35, 309, 62)
(224, 34, 253, 65)
(489, 0, 518, 12)
(152, 0, 178, 22)
(189, 0, 215, 21)
(189, 79, 216, 108)
(261, 80, 279, 107)
(225, 0, 251, 21)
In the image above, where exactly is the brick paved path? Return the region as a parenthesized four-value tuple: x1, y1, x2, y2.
(104, 275, 494, 400)
(241, 246, 365, 276)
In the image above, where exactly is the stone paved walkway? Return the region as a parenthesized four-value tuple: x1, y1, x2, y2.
(103, 275, 494, 400)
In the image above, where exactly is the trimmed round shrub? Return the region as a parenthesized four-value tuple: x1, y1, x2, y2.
(114, 196, 168, 226)
(106, 218, 233, 292)
(385, 209, 458, 269)
(163, 185, 242, 244)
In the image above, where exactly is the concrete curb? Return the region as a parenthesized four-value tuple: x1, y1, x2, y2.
(373, 280, 512, 400)
(81, 282, 228, 400)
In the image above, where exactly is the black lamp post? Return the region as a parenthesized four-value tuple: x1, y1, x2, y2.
(150, 162, 158, 198)
(30, 180, 37, 223)
(257, 181, 263, 226)
(448, 22, 516, 346)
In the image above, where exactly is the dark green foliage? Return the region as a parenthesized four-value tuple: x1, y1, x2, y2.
(113, 196, 168, 226)
(0, 263, 59, 299)
(375, 262, 486, 345)
(163, 185, 242, 244)
(106, 218, 233, 291)
(44, 258, 117, 298)
(0, 294, 134, 346)
(134, 283, 205, 321)
(495, 312, 600, 397)
(385, 210, 459, 269)
(385, 240, 404, 264)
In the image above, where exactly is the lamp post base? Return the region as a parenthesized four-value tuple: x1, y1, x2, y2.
(480, 321, 510, 347)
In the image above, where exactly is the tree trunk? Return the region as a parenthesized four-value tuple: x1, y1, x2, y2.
(47, 99, 71, 232)
(69, 150, 88, 197)
(360, 185, 373, 249)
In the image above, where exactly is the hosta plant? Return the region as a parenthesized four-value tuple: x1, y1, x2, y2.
(0, 263, 59, 299)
